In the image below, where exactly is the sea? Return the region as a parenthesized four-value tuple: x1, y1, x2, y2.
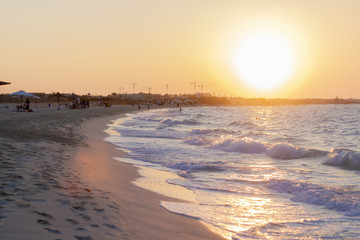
(105, 104, 360, 239)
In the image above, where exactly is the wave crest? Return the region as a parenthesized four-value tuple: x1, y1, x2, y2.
(189, 128, 231, 135)
(267, 143, 307, 159)
(184, 137, 211, 146)
(210, 136, 267, 154)
(160, 118, 183, 125)
(324, 149, 360, 169)
(167, 161, 225, 175)
(267, 179, 360, 215)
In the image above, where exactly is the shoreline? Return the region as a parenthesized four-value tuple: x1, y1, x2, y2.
(0, 105, 224, 239)
(78, 110, 225, 240)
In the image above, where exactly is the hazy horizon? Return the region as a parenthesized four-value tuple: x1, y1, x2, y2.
(1, 0, 359, 98)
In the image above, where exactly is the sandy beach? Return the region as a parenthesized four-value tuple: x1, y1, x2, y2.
(0, 104, 223, 240)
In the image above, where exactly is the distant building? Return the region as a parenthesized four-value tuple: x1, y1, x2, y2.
(196, 92, 212, 98)
(30, 92, 46, 98)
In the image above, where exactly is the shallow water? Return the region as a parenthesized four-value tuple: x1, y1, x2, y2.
(106, 105, 360, 239)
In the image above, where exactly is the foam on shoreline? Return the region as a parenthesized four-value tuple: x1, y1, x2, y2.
(133, 165, 197, 203)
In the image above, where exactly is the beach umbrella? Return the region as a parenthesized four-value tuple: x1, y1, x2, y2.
(10, 90, 40, 104)
(0, 81, 11, 86)
(49, 92, 66, 104)
(0, 81, 11, 95)
(10, 90, 40, 99)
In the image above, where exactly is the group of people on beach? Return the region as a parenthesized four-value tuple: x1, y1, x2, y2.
(69, 98, 90, 109)
(16, 98, 33, 112)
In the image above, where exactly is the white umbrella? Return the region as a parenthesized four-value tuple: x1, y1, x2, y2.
(10, 90, 40, 99)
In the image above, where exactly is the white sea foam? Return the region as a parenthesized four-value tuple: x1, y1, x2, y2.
(189, 128, 231, 135)
(117, 128, 183, 139)
(160, 118, 183, 125)
(324, 149, 360, 169)
(266, 143, 307, 159)
(208, 136, 318, 160)
(159, 118, 200, 126)
(210, 136, 267, 154)
(267, 179, 360, 215)
(183, 119, 201, 125)
(229, 120, 258, 128)
(184, 137, 210, 146)
(166, 161, 225, 174)
(133, 116, 161, 122)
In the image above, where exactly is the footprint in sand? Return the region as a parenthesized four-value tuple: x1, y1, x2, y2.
(33, 211, 54, 219)
(93, 208, 105, 212)
(107, 204, 119, 210)
(74, 236, 93, 240)
(75, 227, 88, 232)
(44, 227, 62, 234)
(37, 219, 50, 225)
(103, 223, 118, 229)
(79, 213, 91, 221)
(66, 218, 79, 225)
(71, 201, 87, 210)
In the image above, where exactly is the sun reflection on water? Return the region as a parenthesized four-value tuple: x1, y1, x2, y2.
(200, 163, 292, 239)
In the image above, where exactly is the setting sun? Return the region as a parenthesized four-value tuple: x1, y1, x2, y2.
(231, 28, 296, 92)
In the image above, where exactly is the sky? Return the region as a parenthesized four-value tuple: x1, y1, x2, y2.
(1, 0, 359, 98)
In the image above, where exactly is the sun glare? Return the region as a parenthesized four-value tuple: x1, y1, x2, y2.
(231, 28, 296, 92)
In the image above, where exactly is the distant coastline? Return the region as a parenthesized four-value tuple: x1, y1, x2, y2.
(1, 92, 359, 107)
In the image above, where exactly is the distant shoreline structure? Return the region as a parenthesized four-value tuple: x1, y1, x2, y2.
(1, 92, 359, 106)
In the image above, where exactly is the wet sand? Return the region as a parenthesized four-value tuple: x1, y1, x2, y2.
(0, 104, 224, 240)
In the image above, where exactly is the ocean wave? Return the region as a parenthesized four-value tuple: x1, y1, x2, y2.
(183, 119, 201, 125)
(189, 128, 213, 135)
(160, 118, 200, 126)
(207, 135, 326, 160)
(324, 149, 360, 170)
(267, 179, 360, 215)
(167, 178, 241, 194)
(166, 161, 226, 175)
(160, 118, 183, 125)
(116, 128, 183, 139)
(229, 120, 258, 128)
(266, 143, 307, 159)
(189, 128, 232, 135)
(193, 113, 207, 119)
(184, 137, 211, 146)
(133, 116, 161, 122)
(225, 178, 270, 185)
(210, 136, 267, 154)
(267, 143, 326, 160)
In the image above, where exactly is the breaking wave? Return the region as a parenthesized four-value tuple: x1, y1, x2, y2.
(229, 120, 258, 128)
(267, 179, 360, 216)
(160, 118, 183, 125)
(160, 118, 200, 125)
(189, 128, 232, 135)
(210, 136, 267, 154)
(267, 143, 307, 159)
(116, 128, 184, 139)
(184, 137, 211, 146)
(324, 149, 360, 170)
(208, 136, 325, 160)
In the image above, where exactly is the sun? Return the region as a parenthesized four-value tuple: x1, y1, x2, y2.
(231, 28, 296, 92)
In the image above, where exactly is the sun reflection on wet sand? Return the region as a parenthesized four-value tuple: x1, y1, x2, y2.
(218, 196, 274, 233)
(160, 160, 304, 239)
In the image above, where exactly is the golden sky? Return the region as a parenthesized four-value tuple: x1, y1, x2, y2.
(1, 0, 359, 98)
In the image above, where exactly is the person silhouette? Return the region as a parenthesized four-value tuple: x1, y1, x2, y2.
(25, 98, 30, 110)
